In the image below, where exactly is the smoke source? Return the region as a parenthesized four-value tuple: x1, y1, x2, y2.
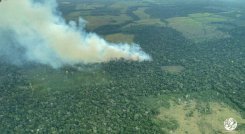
(0, 0, 151, 68)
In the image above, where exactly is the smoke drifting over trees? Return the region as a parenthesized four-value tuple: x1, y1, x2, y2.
(0, 0, 151, 68)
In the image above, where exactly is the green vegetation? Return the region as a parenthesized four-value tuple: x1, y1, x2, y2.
(167, 13, 230, 42)
(105, 33, 135, 44)
(145, 93, 245, 133)
(83, 14, 132, 30)
(0, 0, 245, 133)
(161, 65, 185, 74)
(133, 7, 151, 20)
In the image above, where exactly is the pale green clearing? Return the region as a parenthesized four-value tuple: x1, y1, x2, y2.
(155, 100, 245, 134)
(63, 1, 167, 30)
(161, 65, 185, 74)
(60, 1, 71, 5)
(83, 14, 132, 30)
(133, 7, 151, 20)
(143, 94, 245, 134)
(167, 13, 230, 42)
(135, 19, 166, 26)
(105, 33, 135, 44)
(124, 19, 166, 28)
(125, 7, 166, 27)
(74, 3, 104, 10)
(24, 66, 110, 91)
(109, 1, 148, 13)
(66, 13, 132, 30)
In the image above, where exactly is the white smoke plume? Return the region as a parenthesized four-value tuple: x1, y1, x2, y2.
(0, 0, 151, 68)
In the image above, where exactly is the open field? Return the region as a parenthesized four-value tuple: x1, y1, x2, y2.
(167, 13, 230, 42)
(1, 0, 245, 133)
(23, 66, 110, 91)
(161, 65, 185, 74)
(105, 33, 135, 44)
(133, 7, 151, 20)
(83, 14, 132, 30)
(144, 93, 245, 134)
(155, 100, 245, 133)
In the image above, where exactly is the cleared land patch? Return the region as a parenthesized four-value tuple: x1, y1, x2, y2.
(24, 66, 110, 91)
(167, 13, 230, 42)
(105, 33, 135, 44)
(155, 100, 245, 133)
(161, 65, 185, 74)
(124, 7, 166, 27)
(109, 1, 148, 13)
(83, 14, 132, 30)
(133, 7, 151, 20)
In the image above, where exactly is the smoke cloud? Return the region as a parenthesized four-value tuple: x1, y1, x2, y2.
(0, 0, 151, 68)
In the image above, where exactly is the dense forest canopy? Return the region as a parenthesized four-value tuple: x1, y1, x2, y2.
(0, 0, 244, 133)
